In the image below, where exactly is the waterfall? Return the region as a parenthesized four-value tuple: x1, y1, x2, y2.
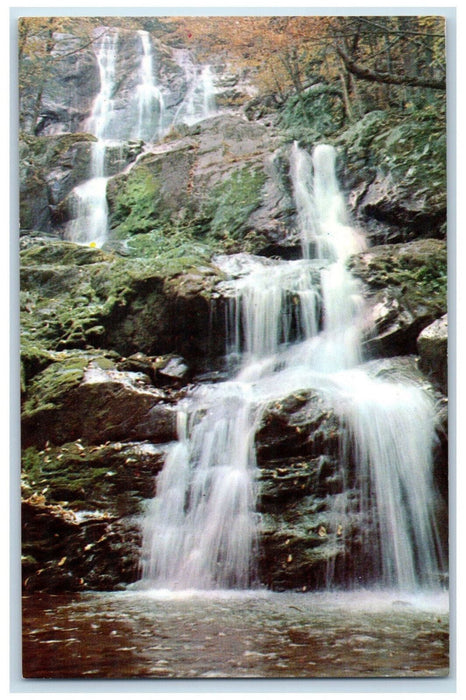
(174, 51, 217, 126)
(65, 34, 222, 247)
(141, 143, 444, 592)
(133, 30, 165, 142)
(65, 30, 119, 246)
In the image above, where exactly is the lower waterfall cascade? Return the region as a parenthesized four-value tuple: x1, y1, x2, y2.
(140, 143, 446, 593)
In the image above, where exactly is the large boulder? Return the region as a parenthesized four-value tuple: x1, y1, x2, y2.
(20, 238, 226, 374)
(348, 238, 447, 357)
(417, 314, 448, 394)
(105, 113, 291, 252)
(337, 109, 446, 245)
(21, 356, 177, 448)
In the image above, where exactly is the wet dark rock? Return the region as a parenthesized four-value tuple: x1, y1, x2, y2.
(349, 239, 447, 358)
(417, 314, 448, 395)
(22, 496, 142, 592)
(255, 391, 360, 589)
(256, 391, 342, 464)
(21, 359, 177, 448)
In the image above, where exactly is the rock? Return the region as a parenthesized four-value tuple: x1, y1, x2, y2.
(105, 114, 286, 252)
(21, 358, 177, 448)
(20, 239, 226, 371)
(417, 314, 448, 394)
(256, 390, 342, 463)
(255, 390, 360, 589)
(19, 133, 97, 232)
(155, 355, 189, 384)
(22, 440, 168, 516)
(357, 173, 445, 238)
(349, 239, 447, 357)
(22, 495, 142, 592)
(337, 108, 446, 241)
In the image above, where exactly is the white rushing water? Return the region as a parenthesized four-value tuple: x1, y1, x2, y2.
(174, 51, 217, 126)
(133, 30, 165, 141)
(141, 142, 444, 592)
(65, 34, 221, 247)
(65, 30, 119, 246)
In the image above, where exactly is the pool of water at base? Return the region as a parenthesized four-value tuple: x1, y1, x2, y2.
(22, 588, 449, 679)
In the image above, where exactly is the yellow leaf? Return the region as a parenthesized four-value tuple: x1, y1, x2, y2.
(58, 556, 67, 566)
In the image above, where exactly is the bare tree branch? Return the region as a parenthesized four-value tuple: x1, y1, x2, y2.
(336, 43, 446, 90)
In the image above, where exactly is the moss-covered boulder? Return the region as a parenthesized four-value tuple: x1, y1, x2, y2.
(21, 357, 177, 448)
(336, 107, 446, 244)
(20, 238, 227, 378)
(349, 238, 447, 357)
(103, 113, 290, 254)
(417, 314, 448, 394)
(22, 439, 166, 516)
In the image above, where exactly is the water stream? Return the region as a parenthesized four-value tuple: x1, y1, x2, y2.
(133, 30, 165, 142)
(22, 589, 449, 678)
(174, 51, 217, 125)
(64, 31, 216, 246)
(140, 142, 445, 593)
(65, 30, 119, 246)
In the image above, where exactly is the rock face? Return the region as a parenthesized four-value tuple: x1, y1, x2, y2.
(336, 109, 446, 246)
(20, 237, 226, 371)
(348, 239, 447, 357)
(417, 314, 448, 394)
(19, 23, 448, 593)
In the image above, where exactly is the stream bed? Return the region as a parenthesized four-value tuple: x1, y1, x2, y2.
(22, 589, 449, 679)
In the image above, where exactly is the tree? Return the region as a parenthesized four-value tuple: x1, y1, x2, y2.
(18, 17, 105, 134)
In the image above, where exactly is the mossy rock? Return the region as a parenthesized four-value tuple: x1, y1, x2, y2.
(349, 238, 447, 356)
(107, 144, 198, 237)
(20, 240, 111, 267)
(336, 106, 446, 234)
(21, 355, 177, 448)
(20, 238, 225, 370)
(22, 439, 166, 517)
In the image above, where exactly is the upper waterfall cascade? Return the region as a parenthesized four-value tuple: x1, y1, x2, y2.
(140, 143, 445, 592)
(65, 30, 119, 246)
(65, 29, 219, 246)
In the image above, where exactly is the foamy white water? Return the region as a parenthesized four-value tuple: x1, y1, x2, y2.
(65, 30, 119, 245)
(133, 30, 165, 141)
(174, 51, 217, 125)
(141, 143, 445, 593)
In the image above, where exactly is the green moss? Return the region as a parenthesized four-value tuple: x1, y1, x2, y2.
(22, 358, 87, 417)
(20, 241, 110, 267)
(337, 106, 446, 213)
(109, 164, 162, 236)
(203, 166, 267, 241)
